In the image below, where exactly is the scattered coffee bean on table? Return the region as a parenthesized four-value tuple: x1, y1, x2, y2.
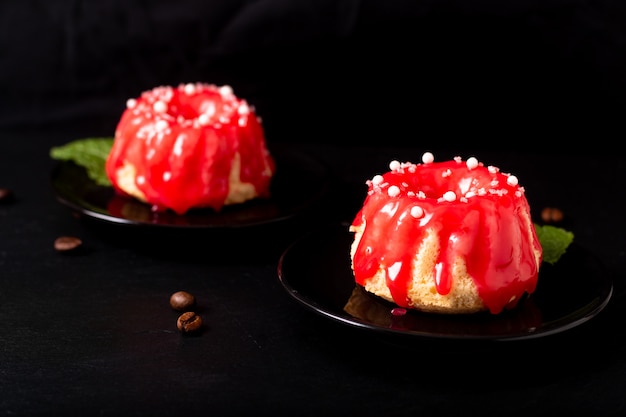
(177, 311, 203, 333)
(54, 236, 83, 253)
(541, 207, 564, 224)
(0, 188, 14, 204)
(169, 291, 196, 311)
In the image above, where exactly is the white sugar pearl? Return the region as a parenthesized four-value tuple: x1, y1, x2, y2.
(466, 157, 479, 170)
(219, 85, 233, 97)
(184, 83, 196, 95)
(389, 160, 401, 171)
(198, 114, 210, 126)
(153, 100, 167, 113)
(372, 174, 384, 185)
(237, 102, 250, 115)
(154, 119, 169, 131)
(410, 206, 424, 218)
(126, 98, 137, 109)
(422, 152, 434, 164)
(388, 185, 401, 197)
(507, 175, 519, 186)
(443, 191, 456, 202)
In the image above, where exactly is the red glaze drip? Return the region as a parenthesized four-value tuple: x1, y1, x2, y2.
(105, 83, 275, 215)
(351, 157, 543, 314)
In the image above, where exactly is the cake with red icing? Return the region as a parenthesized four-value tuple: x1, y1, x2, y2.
(349, 152, 543, 315)
(105, 83, 275, 215)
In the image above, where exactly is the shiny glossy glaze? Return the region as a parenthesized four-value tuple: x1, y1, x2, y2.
(105, 83, 275, 215)
(351, 155, 543, 314)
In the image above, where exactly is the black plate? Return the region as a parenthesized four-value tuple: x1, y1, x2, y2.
(277, 223, 614, 341)
(51, 146, 329, 229)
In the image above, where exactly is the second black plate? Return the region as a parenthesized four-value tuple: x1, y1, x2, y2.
(51, 146, 329, 229)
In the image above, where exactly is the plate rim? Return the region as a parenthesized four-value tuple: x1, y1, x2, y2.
(50, 145, 330, 230)
(277, 223, 614, 342)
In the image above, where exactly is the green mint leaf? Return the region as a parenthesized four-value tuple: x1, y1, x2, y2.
(50, 137, 114, 186)
(535, 224, 574, 265)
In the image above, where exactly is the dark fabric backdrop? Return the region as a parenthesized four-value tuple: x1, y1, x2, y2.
(1, 0, 625, 150)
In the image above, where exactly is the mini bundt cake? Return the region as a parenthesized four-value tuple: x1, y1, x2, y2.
(349, 152, 543, 315)
(105, 83, 275, 215)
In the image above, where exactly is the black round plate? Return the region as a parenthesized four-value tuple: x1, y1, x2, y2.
(277, 223, 614, 341)
(51, 146, 329, 229)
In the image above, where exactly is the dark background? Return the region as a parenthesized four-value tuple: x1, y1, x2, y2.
(1, 2, 626, 416)
(2, 0, 626, 150)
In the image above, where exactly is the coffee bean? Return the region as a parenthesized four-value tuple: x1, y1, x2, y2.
(169, 291, 196, 311)
(541, 207, 564, 224)
(177, 311, 202, 333)
(54, 236, 83, 253)
(0, 188, 14, 204)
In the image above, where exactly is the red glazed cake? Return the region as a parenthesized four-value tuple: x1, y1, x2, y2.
(105, 83, 275, 215)
(349, 152, 543, 315)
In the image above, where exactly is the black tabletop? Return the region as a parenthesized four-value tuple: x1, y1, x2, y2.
(0, 123, 624, 416)
(2, 1, 626, 414)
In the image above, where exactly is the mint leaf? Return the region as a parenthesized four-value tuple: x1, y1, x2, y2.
(50, 138, 114, 186)
(535, 224, 574, 265)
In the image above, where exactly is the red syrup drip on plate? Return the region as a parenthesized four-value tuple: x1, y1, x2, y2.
(351, 159, 543, 314)
(105, 84, 275, 215)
